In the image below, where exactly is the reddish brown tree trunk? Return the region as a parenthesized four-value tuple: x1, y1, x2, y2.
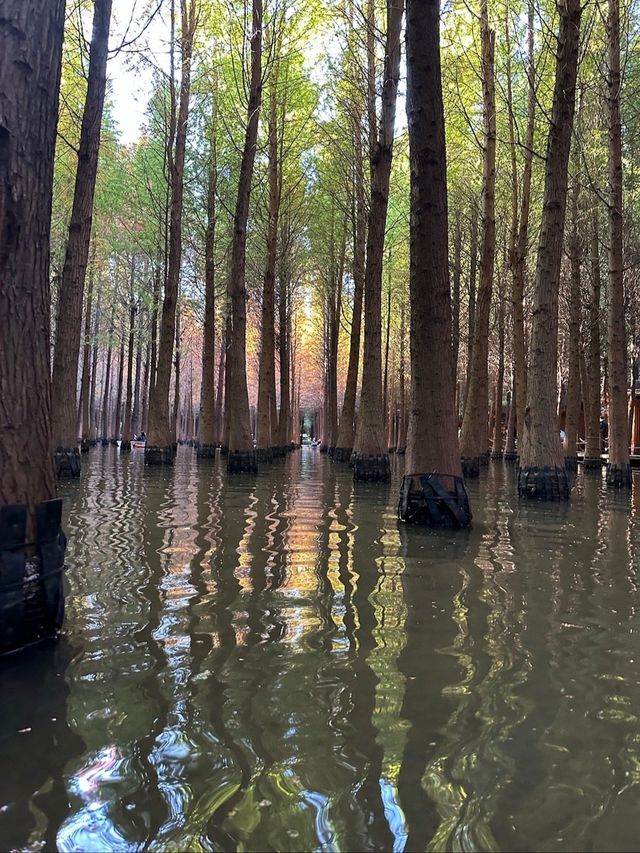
(121, 290, 136, 452)
(335, 122, 366, 460)
(491, 297, 505, 458)
(0, 0, 65, 527)
(401, 0, 470, 528)
(146, 0, 196, 463)
(198, 109, 218, 458)
(459, 0, 496, 476)
(606, 0, 630, 487)
(353, 0, 404, 481)
(518, 0, 582, 499)
(226, 0, 263, 472)
(50, 0, 113, 477)
(565, 173, 582, 468)
(79, 251, 96, 450)
(256, 77, 281, 459)
(584, 210, 602, 466)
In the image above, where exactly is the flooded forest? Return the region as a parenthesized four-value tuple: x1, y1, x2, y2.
(2, 0, 640, 849)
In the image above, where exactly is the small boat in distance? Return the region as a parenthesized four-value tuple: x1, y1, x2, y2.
(131, 440, 145, 449)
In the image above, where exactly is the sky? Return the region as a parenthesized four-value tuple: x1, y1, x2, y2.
(108, 0, 169, 145)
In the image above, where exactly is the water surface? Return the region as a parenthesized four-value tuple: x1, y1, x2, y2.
(1, 448, 639, 852)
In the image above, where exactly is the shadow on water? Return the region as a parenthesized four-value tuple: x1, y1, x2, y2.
(1, 449, 640, 852)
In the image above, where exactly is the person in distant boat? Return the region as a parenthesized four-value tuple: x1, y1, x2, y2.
(136, 431, 146, 442)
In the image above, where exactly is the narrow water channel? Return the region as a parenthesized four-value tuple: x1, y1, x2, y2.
(1, 447, 639, 852)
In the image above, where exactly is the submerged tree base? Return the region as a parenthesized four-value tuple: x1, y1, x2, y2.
(490, 450, 503, 460)
(396, 446, 406, 455)
(461, 456, 480, 478)
(120, 441, 131, 454)
(564, 455, 578, 472)
(196, 443, 217, 459)
(144, 445, 176, 466)
(256, 447, 273, 463)
(319, 444, 328, 454)
(0, 499, 66, 655)
(227, 450, 258, 473)
(583, 456, 604, 470)
(503, 451, 518, 463)
(517, 465, 570, 500)
(353, 453, 390, 482)
(332, 447, 353, 463)
(606, 462, 632, 488)
(398, 473, 472, 528)
(54, 448, 81, 479)
(80, 439, 91, 454)
(101, 438, 109, 447)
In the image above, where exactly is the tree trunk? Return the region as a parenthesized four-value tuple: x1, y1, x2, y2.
(606, 0, 630, 487)
(146, 0, 196, 464)
(0, 0, 65, 532)
(353, 0, 404, 482)
(383, 270, 392, 439)
(452, 209, 462, 394)
(50, 0, 113, 478)
(400, 0, 470, 528)
(198, 104, 218, 459)
(141, 342, 150, 434)
(101, 310, 115, 444)
(214, 319, 226, 445)
(334, 121, 366, 460)
(173, 307, 181, 440)
(120, 292, 136, 452)
(465, 208, 478, 412)
(396, 299, 407, 453)
(508, 0, 535, 452)
(89, 283, 102, 443)
(256, 77, 280, 460)
(518, 0, 582, 499)
(226, 0, 263, 473)
(459, 0, 496, 476)
(131, 336, 142, 439)
(491, 297, 505, 458)
(113, 331, 125, 441)
(584, 209, 602, 466)
(277, 258, 291, 453)
(564, 171, 582, 469)
(79, 250, 96, 451)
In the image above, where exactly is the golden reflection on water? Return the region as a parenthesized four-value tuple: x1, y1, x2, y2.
(0, 448, 639, 851)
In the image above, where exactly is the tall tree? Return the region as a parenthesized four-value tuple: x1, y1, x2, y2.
(459, 0, 496, 476)
(606, 0, 631, 487)
(50, 0, 113, 478)
(197, 103, 218, 459)
(399, 0, 471, 528)
(256, 75, 281, 461)
(0, 0, 66, 532)
(518, 0, 582, 499)
(146, 0, 197, 464)
(225, 0, 263, 472)
(353, 0, 404, 481)
(583, 209, 603, 467)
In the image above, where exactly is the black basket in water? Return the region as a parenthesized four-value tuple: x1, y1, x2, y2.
(0, 499, 66, 656)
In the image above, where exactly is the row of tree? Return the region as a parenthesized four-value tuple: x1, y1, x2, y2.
(2, 0, 638, 538)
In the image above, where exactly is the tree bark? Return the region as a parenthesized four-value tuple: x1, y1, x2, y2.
(101, 309, 115, 443)
(459, 0, 496, 475)
(508, 0, 535, 451)
(121, 288, 136, 451)
(131, 336, 142, 439)
(584, 209, 602, 465)
(226, 0, 263, 472)
(353, 0, 404, 481)
(0, 0, 65, 526)
(114, 331, 125, 441)
(89, 283, 102, 442)
(256, 76, 280, 459)
(606, 0, 630, 486)
(198, 102, 217, 458)
(518, 0, 582, 499)
(79, 250, 96, 449)
(401, 0, 470, 528)
(335, 120, 366, 459)
(491, 296, 505, 457)
(50, 0, 113, 474)
(146, 0, 196, 462)
(564, 169, 582, 468)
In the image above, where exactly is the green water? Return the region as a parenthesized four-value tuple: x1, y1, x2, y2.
(1, 447, 639, 852)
